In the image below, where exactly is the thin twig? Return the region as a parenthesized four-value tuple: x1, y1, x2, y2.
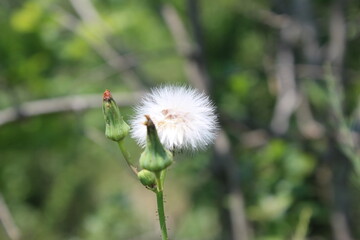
(0, 92, 142, 127)
(55, 3, 148, 90)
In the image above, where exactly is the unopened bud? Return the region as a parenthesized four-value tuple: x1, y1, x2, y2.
(102, 90, 130, 142)
(137, 169, 156, 188)
(139, 115, 173, 172)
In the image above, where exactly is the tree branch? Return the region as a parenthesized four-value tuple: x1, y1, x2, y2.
(0, 194, 21, 240)
(270, 26, 299, 134)
(236, 1, 297, 30)
(160, 3, 251, 239)
(55, 2, 149, 90)
(214, 131, 251, 240)
(0, 92, 142, 127)
(324, 1, 354, 239)
(161, 4, 210, 92)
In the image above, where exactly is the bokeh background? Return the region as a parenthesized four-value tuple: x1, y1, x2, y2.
(1, 0, 360, 239)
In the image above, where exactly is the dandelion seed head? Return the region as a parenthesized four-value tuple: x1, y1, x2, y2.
(130, 85, 218, 151)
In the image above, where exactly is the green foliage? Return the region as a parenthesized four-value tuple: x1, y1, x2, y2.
(0, 0, 359, 239)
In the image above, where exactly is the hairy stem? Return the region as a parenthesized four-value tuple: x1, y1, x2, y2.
(155, 172, 169, 240)
(117, 141, 138, 175)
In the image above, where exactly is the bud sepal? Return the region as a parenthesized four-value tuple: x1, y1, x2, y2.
(139, 115, 173, 172)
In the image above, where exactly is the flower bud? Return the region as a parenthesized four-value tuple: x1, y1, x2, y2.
(137, 169, 156, 188)
(139, 115, 173, 172)
(102, 90, 130, 142)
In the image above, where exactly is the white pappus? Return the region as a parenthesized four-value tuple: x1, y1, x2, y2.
(130, 85, 218, 151)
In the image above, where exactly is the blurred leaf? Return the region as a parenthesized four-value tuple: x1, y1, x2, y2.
(11, 1, 42, 33)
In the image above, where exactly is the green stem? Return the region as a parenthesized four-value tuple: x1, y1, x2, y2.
(117, 141, 138, 175)
(155, 172, 169, 240)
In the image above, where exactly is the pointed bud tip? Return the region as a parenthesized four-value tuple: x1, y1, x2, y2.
(103, 89, 112, 101)
(144, 115, 155, 127)
(140, 115, 173, 172)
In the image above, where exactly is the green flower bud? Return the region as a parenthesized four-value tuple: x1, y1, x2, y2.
(137, 169, 156, 188)
(139, 115, 173, 172)
(102, 90, 130, 142)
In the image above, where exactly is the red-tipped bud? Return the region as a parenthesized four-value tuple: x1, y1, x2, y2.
(102, 90, 130, 142)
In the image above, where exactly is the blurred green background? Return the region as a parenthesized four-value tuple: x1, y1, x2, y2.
(0, 0, 360, 239)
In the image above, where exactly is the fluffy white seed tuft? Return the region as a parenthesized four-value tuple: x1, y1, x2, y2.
(130, 85, 218, 151)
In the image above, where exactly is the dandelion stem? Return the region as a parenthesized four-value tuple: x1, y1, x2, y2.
(155, 172, 169, 240)
(117, 141, 138, 176)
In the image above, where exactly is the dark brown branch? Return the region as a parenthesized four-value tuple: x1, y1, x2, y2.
(325, 1, 354, 239)
(214, 131, 251, 240)
(186, 0, 211, 91)
(186, 0, 205, 56)
(0, 92, 142, 127)
(161, 4, 210, 92)
(161, 3, 251, 239)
